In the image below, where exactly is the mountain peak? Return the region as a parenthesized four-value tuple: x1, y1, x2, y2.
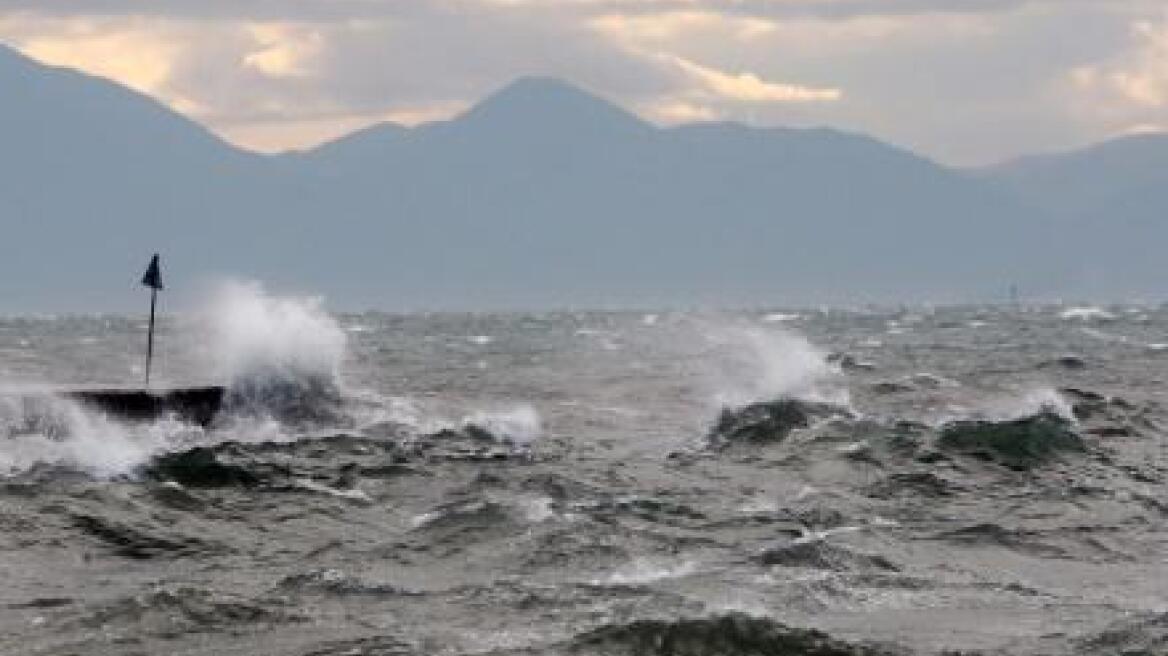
(456, 76, 650, 135)
(482, 76, 598, 104)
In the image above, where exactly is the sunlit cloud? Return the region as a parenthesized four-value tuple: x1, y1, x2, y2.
(666, 54, 841, 103)
(591, 10, 776, 42)
(13, 18, 182, 94)
(1073, 19, 1168, 107)
(243, 22, 325, 79)
(0, 14, 393, 134)
(641, 99, 720, 123)
(1120, 122, 1168, 135)
(1068, 13, 1168, 132)
(216, 101, 466, 152)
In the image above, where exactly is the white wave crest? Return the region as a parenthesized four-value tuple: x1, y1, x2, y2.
(944, 386, 1076, 425)
(698, 321, 848, 408)
(1060, 306, 1115, 321)
(195, 280, 348, 421)
(0, 392, 202, 476)
(202, 280, 345, 388)
(463, 404, 543, 446)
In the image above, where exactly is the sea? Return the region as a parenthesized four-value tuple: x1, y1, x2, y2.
(1, 282, 1166, 655)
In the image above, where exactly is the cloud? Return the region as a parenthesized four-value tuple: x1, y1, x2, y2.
(591, 11, 777, 42)
(1074, 17, 1168, 107)
(243, 22, 325, 78)
(666, 54, 841, 103)
(0, 0, 1144, 22)
(1121, 122, 1168, 135)
(641, 99, 719, 123)
(1067, 14, 1168, 136)
(11, 17, 183, 94)
(215, 101, 468, 152)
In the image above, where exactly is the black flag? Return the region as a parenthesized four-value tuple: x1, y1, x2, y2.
(141, 254, 163, 290)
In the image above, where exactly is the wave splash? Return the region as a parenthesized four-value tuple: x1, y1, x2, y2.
(199, 280, 348, 424)
(0, 280, 351, 476)
(0, 392, 202, 476)
(696, 320, 849, 409)
(0, 282, 545, 477)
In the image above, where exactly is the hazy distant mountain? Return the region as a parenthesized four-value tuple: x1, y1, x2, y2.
(288, 77, 1055, 308)
(984, 133, 1168, 219)
(981, 134, 1168, 297)
(2, 45, 1160, 312)
(0, 44, 275, 308)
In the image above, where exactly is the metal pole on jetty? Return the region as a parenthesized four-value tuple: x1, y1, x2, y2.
(141, 254, 163, 387)
(65, 254, 224, 428)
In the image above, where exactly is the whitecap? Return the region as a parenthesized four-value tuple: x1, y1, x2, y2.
(1060, 307, 1115, 321)
(738, 497, 779, 513)
(699, 322, 850, 408)
(762, 312, 802, 323)
(197, 279, 348, 407)
(949, 386, 1076, 424)
(462, 405, 542, 446)
(294, 478, 373, 504)
(1081, 327, 1131, 344)
(909, 372, 960, 389)
(0, 392, 205, 477)
(515, 495, 556, 523)
(595, 559, 698, 586)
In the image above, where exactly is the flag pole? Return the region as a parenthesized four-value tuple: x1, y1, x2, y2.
(140, 253, 163, 388)
(145, 286, 157, 387)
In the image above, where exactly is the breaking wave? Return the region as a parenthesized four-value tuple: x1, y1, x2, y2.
(0, 391, 202, 476)
(0, 282, 548, 477)
(696, 320, 848, 409)
(949, 386, 1076, 425)
(196, 280, 348, 424)
(1060, 306, 1116, 321)
(0, 281, 353, 476)
(460, 405, 543, 446)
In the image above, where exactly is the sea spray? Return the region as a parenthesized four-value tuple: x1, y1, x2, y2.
(992, 387, 1077, 422)
(195, 280, 348, 424)
(193, 282, 545, 446)
(0, 391, 201, 476)
(694, 320, 848, 409)
(0, 277, 361, 477)
(936, 386, 1077, 427)
(462, 404, 543, 447)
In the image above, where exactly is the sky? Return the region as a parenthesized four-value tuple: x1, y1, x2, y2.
(1, 0, 1166, 166)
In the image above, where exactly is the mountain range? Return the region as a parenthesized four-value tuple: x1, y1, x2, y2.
(1, 44, 1164, 312)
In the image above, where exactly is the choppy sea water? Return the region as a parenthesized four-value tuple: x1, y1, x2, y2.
(1, 289, 1166, 655)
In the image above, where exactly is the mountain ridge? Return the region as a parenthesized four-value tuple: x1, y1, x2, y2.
(980, 132, 1168, 216)
(1, 45, 1165, 311)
